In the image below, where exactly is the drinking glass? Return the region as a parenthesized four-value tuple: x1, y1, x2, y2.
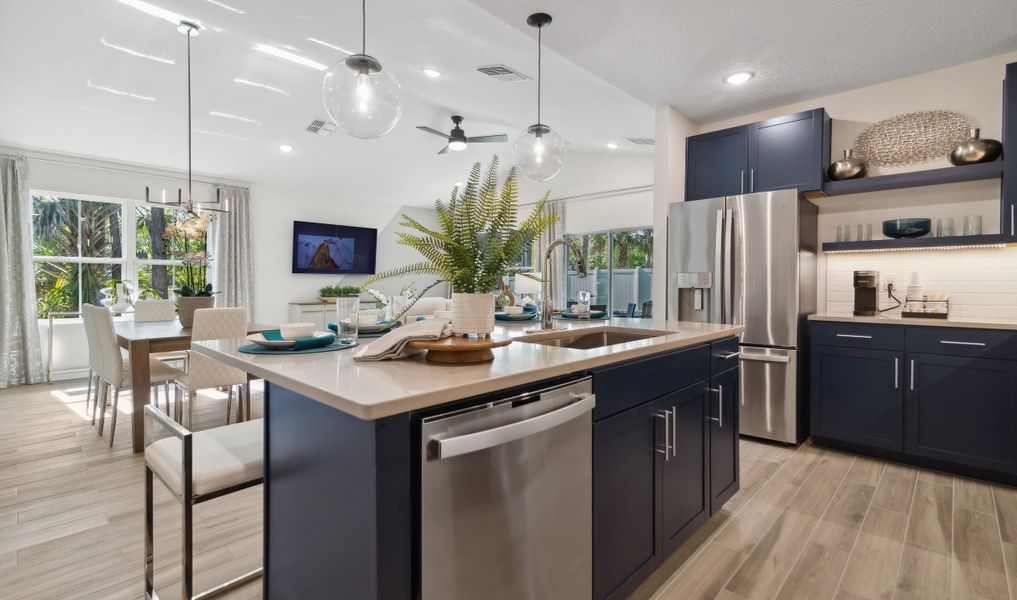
(857, 223, 872, 241)
(836, 225, 851, 242)
(335, 297, 359, 344)
(936, 217, 954, 238)
(964, 215, 983, 236)
(576, 290, 591, 320)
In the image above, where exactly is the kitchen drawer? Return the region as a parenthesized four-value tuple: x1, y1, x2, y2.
(710, 337, 741, 374)
(810, 322, 903, 351)
(906, 326, 1017, 359)
(592, 345, 710, 421)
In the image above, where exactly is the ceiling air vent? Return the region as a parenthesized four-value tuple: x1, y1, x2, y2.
(306, 119, 337, 136)
(475, 64, 531, 82)
(625, 137, 655, 146)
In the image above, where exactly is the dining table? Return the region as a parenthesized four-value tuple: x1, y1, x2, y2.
(114, 319, 275, 453)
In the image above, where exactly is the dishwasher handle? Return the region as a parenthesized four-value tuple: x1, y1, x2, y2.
(434, 393, 596, 459)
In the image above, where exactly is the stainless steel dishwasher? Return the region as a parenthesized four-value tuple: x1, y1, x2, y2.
(420, 377, 595, 600)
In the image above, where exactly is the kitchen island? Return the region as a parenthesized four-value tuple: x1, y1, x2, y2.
(195, 318, 744, 600)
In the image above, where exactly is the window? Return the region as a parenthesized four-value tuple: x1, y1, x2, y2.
(32, 192, 190, 317)
(564, 227, 653, 315)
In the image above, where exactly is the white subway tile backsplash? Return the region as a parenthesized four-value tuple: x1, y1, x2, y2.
(823, 247, 1017, 318)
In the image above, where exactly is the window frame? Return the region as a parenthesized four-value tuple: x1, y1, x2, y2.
(563, 225, 654, 314)
(30, 189, 187, 316)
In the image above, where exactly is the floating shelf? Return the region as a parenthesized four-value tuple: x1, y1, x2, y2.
(822, 234, 1008, 253)
(821, 161, 1003, 196)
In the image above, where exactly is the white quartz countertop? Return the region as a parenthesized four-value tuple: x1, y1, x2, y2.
(809, 313, 1017, 331)
(193, 318, 743, 420)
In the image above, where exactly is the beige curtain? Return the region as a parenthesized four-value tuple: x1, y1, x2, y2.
(533, 200, 566, 309)
(0, 156, 43, 387)
(212, 187, 254, 319)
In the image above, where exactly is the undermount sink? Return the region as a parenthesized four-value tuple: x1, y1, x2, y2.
(517, 327, 671, 350)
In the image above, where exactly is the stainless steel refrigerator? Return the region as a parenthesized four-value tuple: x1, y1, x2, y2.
(667, 190, 817, 443)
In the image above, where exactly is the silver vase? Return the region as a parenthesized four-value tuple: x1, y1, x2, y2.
(949, 128, 1003, 166)
(828, 149, 867, 181)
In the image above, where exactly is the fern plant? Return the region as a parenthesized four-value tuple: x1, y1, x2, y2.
(364, 157, 557, 293)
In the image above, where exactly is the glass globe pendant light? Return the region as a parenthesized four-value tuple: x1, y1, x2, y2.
(321, 0, 402, 139)
(513, 13, 565, 182)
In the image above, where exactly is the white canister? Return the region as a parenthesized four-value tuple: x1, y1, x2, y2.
(451, 293, 495, 336)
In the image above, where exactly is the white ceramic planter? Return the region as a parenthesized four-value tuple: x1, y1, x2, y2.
(451, 292, 495, 336)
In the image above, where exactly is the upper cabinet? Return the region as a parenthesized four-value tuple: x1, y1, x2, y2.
(686, 108, 830, 201)
(1004, 62, 1016, 240)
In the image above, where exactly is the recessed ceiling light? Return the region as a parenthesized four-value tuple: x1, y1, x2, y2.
(421, 68, 442, 79)
(606, 143, 619, 150)
(723, 71, 755, 85)
(255, 44, 327, 71)
(279, 144, 294, 153)
(233, 78, 290, 97)
(100, 37, 175, 64)
(307, 38, 353, 54)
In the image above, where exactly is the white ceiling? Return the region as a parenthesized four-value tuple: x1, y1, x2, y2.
(0, 0, 654, 206)
(470, 0, 1017, 123)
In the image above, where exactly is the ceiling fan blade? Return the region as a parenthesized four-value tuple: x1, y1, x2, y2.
(437, 145, 449, 155)
(417, 126, 450, 138)
(466, 134, 509, 143)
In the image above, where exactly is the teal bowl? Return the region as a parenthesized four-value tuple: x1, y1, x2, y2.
(882, 218, 931, 239)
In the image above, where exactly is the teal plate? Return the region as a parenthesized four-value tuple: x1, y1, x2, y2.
(238, 341, 358, 355)
(495, 312, 538, 321)
(558, 311, 608, 320)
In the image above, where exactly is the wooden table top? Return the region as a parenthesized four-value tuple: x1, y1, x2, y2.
(114, 320, 275, 342)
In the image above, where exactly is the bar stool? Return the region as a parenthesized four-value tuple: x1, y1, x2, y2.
(135, 299, 190, 411)
(143, 405, 263, 600)
(173, 307, 250, 427)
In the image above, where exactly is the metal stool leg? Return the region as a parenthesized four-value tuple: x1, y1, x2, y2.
(187, 390, 194, 430)
(108, 386, 120, 447)
(226, 386, 234, 425)
(164, 381, 171, 415)
(245, 383, 252, 421)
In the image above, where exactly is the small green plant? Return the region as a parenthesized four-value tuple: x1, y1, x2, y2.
(176, 283, 214, 297)
(364, 156, 556, 293)
(319, 285, 362, 297)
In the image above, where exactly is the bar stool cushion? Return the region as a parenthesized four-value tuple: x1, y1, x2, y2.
(146, 419, 263, 497)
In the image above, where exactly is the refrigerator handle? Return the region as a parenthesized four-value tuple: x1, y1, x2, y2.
(713, 209, 725, 324)
(723, 208, 734, 324)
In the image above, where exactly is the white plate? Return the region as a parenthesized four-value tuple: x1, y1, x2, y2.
(246, 331, 333, 348)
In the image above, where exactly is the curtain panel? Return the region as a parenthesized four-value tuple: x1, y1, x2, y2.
(212, 187, 254, 320)
(0, 157, 44, 388)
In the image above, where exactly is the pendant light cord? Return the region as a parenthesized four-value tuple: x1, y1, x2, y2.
(186, 28, 193, 212)
(536, 24, 542, 125)
(361, 0, 367, 55)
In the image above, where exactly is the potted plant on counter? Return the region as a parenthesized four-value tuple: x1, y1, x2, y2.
(167, 212, 217, 327)
(319, 285, 362, 303)
(364, 157, 556, 336)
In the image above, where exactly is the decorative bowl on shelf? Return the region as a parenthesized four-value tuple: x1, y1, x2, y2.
(882, 218, 932, 239)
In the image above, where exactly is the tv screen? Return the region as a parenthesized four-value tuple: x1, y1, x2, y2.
(292, 220, 378, 274)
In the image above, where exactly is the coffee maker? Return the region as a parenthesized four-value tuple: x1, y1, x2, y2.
(853, 271, 879, 316)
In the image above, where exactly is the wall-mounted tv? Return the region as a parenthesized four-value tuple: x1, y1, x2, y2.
(291, 220, 378, 274)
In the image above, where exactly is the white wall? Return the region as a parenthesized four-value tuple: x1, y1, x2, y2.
(655, 51, 1017, 315)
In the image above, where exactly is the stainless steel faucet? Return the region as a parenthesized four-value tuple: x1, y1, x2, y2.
(539, 238, 587, 331)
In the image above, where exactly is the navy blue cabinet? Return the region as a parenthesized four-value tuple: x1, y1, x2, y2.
(686, 108, 829, 201)
(811, 345, 904, 451)
(810, 321, 1017, 483)
(1004, 62, 1016, 239)
(659, 385, 709, 557)
(709, 367, 740, 514)
(906, 353, 1017, 473)
(686, 126, 750, 201)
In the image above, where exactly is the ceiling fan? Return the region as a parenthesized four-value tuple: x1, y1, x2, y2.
(416, 116, 508, 154)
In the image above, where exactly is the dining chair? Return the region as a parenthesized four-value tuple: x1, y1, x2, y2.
(84, 304, 184, 447)
(134, 299, 189, 407)
(641, 300, 653, 319)
(625, 302, 637, 318)
(174, 307, 250, 428)
(143, 405, 263, 600)
(82, 304, 101, 420)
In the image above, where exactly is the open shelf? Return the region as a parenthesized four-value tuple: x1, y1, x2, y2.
(822, 161, 1003, 196)
(822, 233, 1008, 253)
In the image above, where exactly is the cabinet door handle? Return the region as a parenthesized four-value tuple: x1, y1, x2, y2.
(708, 386, 723, 428)
(910, 359, 915, 391)
(894, 358, 899, 389)
(655, 410, 671, 462)
(740, 170, 745, 194)
(940, 340, 987, 347)
(1011, 205, 1014, 237)
(718, 351, 741, 360)
(836, 333, 873, 339)
(671, 406, 678, 458)
(750, 169, 755, 192)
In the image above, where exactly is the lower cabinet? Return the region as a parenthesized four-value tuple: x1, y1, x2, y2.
(592, 338, 740, 600)
(906, 353, 1017, 473)
(810, 345, 904, 451)
(709, 367, 740, 513)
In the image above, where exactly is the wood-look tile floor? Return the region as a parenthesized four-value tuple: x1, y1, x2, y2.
(2, 381, 1017, 600)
